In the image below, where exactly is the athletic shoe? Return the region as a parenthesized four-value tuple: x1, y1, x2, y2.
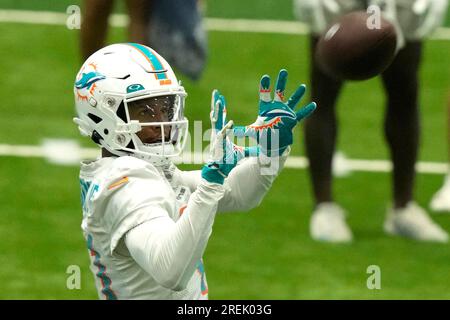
(384, 202, 448, 242)
(310, 202, 353, 243)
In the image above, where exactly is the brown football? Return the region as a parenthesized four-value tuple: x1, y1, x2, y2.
(315, 11, 398, 81)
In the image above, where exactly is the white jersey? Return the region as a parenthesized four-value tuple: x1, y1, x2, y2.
(79, 152, 289, 300)
(294, 0, 449, 40)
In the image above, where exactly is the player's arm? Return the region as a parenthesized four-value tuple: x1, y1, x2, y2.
(168, 150, 289, 213)
(215, 149, 290, 212)
(124, 100, 244, 291)
(124, 180, 223, 291)
(174, 71, 315, 213)
(167, 157, 287, 213)
(101, 161, 221, 291)
(167, 90, 261, 212)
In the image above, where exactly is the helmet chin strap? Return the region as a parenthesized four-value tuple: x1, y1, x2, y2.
(101, 115, 188, 167)
(100, 137, 174, 167)
(124, 119, 188, 167)
(131, 141, 176, 167)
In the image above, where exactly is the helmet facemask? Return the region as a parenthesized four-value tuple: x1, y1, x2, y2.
(112, 92, 188, 165)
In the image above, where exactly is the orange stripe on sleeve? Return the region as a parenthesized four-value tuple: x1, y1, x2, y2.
(108, 176, 129, 190)
(179, 205, 187, 217)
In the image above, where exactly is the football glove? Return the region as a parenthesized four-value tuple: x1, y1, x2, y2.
(234, 69, 316, 157)
(201, 90, 258, 185)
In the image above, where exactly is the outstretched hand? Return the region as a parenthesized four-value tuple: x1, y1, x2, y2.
(234, 69, 316, 156)
(201, 90, 258, 184)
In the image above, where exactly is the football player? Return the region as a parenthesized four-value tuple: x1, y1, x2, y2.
(73, 43, 316, 299)
(293, 0, 449, 242)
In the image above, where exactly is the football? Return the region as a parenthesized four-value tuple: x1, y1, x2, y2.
(315, 11, 398, 81)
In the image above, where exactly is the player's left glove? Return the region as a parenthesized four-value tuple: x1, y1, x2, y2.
(234, 69, 316, 157)
(201, 90, 259, 184)
(412, 0, 449, 38)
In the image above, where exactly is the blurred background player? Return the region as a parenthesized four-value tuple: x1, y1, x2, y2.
(147, 0, 207, 80)
(430, 92, 450, 211)
(80, 0, 207, 80)
(294, 0, 449, 242)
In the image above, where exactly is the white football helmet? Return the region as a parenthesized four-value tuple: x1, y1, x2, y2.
(73, 43, 188, 166)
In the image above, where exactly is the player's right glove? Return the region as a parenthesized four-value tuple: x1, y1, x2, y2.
(234, 69, 316, 157)
(201, 90, 258, 185)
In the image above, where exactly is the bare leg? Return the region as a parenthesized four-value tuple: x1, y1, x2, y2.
(80, 0, 115, 61)
(304, 35, 344, 206)
(381, 41, 422, 209)
(125, 0, 152, 44)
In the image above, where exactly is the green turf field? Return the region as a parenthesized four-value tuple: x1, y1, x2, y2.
(0, 1, 450, 299)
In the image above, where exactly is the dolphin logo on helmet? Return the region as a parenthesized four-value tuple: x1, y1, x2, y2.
(75, 71, 106, 90)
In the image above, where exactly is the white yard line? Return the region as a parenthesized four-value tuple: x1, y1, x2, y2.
(0, 9, 449, 40)
(0, 142, 448, 175)
(0, 9, 448, 174)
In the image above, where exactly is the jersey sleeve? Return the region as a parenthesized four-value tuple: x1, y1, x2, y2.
(172, 147, 290, 213)
(218, 148, 290, 212)
(124, 181, 225, 291)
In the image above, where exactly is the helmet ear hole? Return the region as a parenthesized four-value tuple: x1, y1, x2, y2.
(88, 113, 102, 124)
(116, 102, 128, 123)
(91, 130, 103, 144)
